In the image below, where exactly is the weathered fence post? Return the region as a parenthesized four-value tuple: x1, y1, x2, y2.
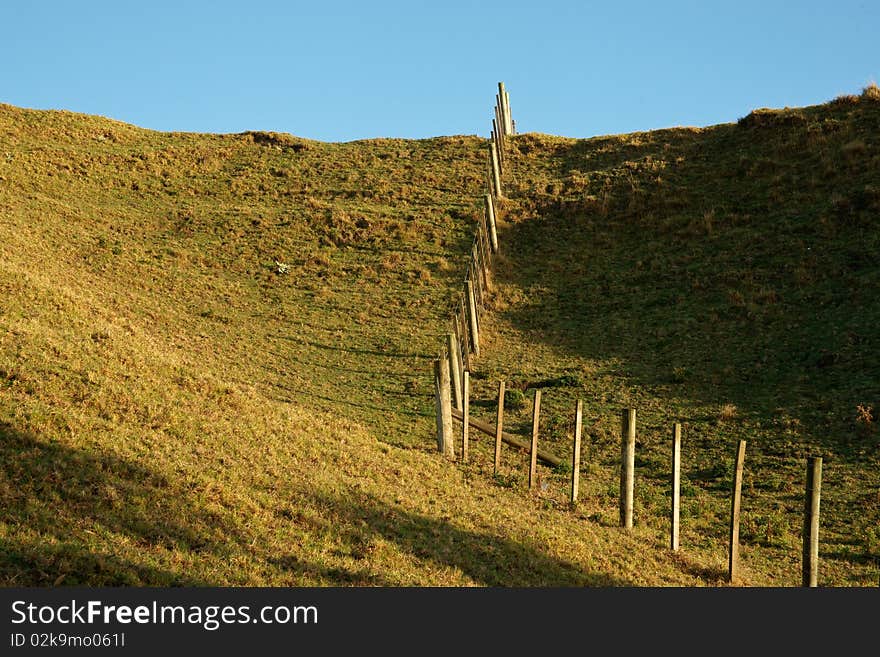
(493, 115, 504, 167)
(466, 279, 480, 356)
(461, 370, 470, 464)
(671, 422, 682, 552)
(802, 456, 822, 587)
(494, 380, 505, 475)
(499, 82, 512, 135)
(529, 389, 542, 490)
(469, 260, 481, 310)
(484, 193, 499, 252)
(473, 241, 488, 297)
(478, 215, 493, 274)
(435, 354, 454, 459)
(433, 358, 441, 446)
(495, 109, 506, 156)
(446, 332, 462, 412)
(472, 272, 482, 320)
(470, 248, 479, 300)
(476, 229, 491, 292)
(498, 99, 506, 135)
(442, 353, 455, 459)
(452, 313, 466, 392)
(619, 408, 636, 529)
(728, 440, 747, 583)
(476, 214, 489, 261)
(472, 258, 485, 311)
(458, 296, 471, 370)
(571, 399, 583, 504)
(489, 142, 502, 198)
(440, 354, 455, 458)
(433, 359, 447, 455)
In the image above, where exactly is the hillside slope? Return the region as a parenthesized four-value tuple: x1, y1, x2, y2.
(469, 87, 880, 586)
(1, 88, 877, 587)
(1, 103, 707, 586)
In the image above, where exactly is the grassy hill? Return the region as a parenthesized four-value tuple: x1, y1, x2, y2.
(470, 85, 880, 586)
(0, 86, 877, 586)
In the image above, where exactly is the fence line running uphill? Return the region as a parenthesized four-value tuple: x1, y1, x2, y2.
(427, 83, 839, 589)
(432, 82, 511, 460)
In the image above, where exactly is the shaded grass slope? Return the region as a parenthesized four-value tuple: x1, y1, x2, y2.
(464, 87, 880, 586)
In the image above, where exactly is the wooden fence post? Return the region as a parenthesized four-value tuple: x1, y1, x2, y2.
(472, 242, 487, 298)
(619, 408, 636, 529)
(447, 333, 462, 412)
(436, 354, 455, 459)
(483, 223, 496, 269)
(494, 380, 505, 475)
(571, 399, 583, 504)
(478, 214, 493, 272)
(469, 256, 483, 310)
(491, 125, 502, 178)
(529, 389, 542, 490)
(476, 228, 491, 292)
(484, 193, 499, 253)
(493, 114, 504, 167)
(461, 370, 470, 464)
(671, 423, 681, 551)
(499, 82, 512, 135)
(802, 456, 822, 587)
(452, 312, 466, 389)
(469, 267, 482, 321)
(466, 279, 480, 356)
(482, 217, 493, 266)
(490, 142, 502, 198)
(497, 84, 506, 135)
(495, 109, 505, 157)
(433, 359, 444, 454)
(458, 296, 471, 370)
(728, 439, 747, 583)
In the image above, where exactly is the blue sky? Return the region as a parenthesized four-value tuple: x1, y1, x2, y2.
(3, 1, 877, 142)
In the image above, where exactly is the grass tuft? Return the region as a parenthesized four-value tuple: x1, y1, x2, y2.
(861, 82, 880, 101)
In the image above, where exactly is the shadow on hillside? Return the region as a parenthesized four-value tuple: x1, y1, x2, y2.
(276, 334, 427, 360)
(493, 111, 880, 463)
(260, 336, 435, 424)
(0, 421, 242, 586)
(0, 536, 194, 587)
(283, 388, 428, 419)
(265, 346, 416, 380)
(267, 554, 400, 586)
(525, 124, 717, 183)
(285, 490, 631, 586)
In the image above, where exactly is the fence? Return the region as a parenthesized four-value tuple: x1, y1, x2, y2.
(431, 83, 830, 588)
(431, 83, 509, 459)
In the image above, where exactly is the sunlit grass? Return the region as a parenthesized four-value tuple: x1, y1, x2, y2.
(0, 90, 877, 587)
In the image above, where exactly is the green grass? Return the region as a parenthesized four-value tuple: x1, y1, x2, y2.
(464, 85, 880, 586)
(0, 102, 708, 587)
(0, 86, 877, 587)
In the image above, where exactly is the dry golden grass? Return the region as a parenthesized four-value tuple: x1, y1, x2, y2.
(0, 103, 716, 587)
(2, 88, 878, 587)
